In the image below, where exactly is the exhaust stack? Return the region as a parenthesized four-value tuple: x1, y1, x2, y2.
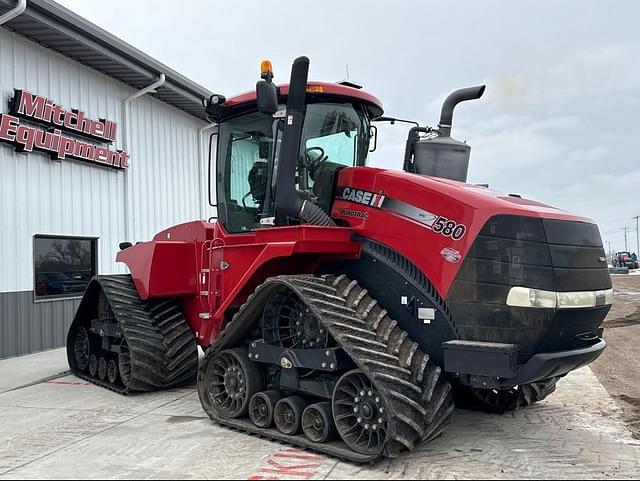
(408, 85, 485, 183)
(438, 85, 486, 137)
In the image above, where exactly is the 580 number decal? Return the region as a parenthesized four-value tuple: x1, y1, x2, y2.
(432, 216, 467, 240)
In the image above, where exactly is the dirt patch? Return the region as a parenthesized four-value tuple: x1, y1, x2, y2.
(614, 395, 640, 439)
(605, 309, 640, 329)
(591, 274, 640, 439)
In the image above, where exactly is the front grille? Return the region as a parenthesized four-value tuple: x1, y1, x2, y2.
(447, 215, 611, 362)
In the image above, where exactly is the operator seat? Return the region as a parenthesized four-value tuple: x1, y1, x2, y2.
(312, 161, 345, 215)
(247, 159, 269, 207)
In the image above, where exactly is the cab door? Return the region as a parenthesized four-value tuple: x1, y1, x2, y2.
(215, 112, 276, 234)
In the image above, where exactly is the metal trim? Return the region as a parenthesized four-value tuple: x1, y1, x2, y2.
(0, 0, 212, 119)
(0, 0, 26, 25)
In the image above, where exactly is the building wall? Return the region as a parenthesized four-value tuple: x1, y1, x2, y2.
(0, 27, 212, 358)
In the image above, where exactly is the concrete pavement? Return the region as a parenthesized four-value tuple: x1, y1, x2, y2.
(0, 350, 638, 479)
(0, 349, 69, 394)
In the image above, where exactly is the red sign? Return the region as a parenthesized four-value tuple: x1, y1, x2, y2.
(0, 90, 129, 169)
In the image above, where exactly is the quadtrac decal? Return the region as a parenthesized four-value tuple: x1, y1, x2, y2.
(336, 186, 467, 240)
(339, 208, 369, 219)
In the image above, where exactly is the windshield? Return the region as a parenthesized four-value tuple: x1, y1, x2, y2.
(301, 103, 370, 167)
(217, 102, 370, 233)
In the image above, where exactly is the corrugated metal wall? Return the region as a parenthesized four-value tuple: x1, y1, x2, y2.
(0, 27, 213, 358)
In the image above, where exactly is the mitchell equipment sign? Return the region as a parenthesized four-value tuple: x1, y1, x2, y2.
(0, 90, 129, 169)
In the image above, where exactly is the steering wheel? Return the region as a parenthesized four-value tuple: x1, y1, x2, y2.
(303, 146, 328, 173)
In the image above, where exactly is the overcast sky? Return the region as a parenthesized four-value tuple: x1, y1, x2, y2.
(58, 0, 640, 253)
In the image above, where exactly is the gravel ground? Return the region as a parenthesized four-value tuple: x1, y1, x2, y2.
(591, 273, 640, 439)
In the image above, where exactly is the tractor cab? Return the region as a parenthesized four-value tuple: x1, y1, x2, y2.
(205, 61, 383, 234)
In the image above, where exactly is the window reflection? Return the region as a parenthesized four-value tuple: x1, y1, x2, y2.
(34, 236, 97, 299)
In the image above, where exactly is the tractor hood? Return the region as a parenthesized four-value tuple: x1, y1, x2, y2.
(332, 166, 605, 299)
(377, 169, 592, 224)
(335, 167, 593, 226)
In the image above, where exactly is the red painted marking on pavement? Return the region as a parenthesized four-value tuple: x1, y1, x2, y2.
(248, 448, 328, 480)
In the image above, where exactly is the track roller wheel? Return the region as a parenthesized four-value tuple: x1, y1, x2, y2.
(249, 390, 282, 429)
(332, 370, 388, 456)
(274, 396, 306, 435)
(97, 357, 108, 381)
(302, 402, 337, 443)
(88, 354, 98, 378)
(202, 349, 263, 419)
(107, 359, 119, 384)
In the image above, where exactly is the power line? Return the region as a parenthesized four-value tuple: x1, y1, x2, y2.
(634, 215, 640, 254)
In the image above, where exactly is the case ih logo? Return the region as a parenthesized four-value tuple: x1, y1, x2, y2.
(337, 187, 386, 208)
(0, 90, 129, 169)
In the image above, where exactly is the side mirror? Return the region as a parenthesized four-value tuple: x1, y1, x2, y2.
(204, 94, 226, 122)
(256, 80, 278, 115)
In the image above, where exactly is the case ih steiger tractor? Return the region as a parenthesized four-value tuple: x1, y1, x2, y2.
(67, 57, 613, 462)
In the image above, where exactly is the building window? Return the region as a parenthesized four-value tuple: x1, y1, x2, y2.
(34, 235, 97, 300)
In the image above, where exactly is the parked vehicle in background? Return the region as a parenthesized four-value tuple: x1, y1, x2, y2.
(613, 252, 639, 269)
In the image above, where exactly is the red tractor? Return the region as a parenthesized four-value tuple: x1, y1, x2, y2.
(67, 57, 612, 462)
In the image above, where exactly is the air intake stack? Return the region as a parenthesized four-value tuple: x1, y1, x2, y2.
(407, 85, 485, 183)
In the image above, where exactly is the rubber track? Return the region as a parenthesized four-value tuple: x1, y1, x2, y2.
(198, 274, 454, 463)
(68, 275, 198, 395)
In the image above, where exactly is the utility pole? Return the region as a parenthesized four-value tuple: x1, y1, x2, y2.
(634, 215, 640, 254)
(623, 226, 630, 252)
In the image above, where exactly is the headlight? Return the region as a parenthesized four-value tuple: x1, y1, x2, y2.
(507, 287, 614, 309)
(506, 287, 557, 308)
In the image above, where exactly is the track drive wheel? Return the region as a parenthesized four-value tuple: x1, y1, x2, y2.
(333, 370, 388, 456)
(249, 390, 282, 429)
(302, 402, 337, 443)
(263, 288, 330, 350)
(274, 396, 306, 435)
(455, 378, 560, 414)
(202, 349, 263, 419)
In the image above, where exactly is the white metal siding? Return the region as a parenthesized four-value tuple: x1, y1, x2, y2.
(0, 27, 211, 294)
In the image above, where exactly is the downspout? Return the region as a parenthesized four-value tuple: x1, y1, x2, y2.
(0, 0, 26, 26)
(122, 73, 166, 242)
(198, 122, 217, 220)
